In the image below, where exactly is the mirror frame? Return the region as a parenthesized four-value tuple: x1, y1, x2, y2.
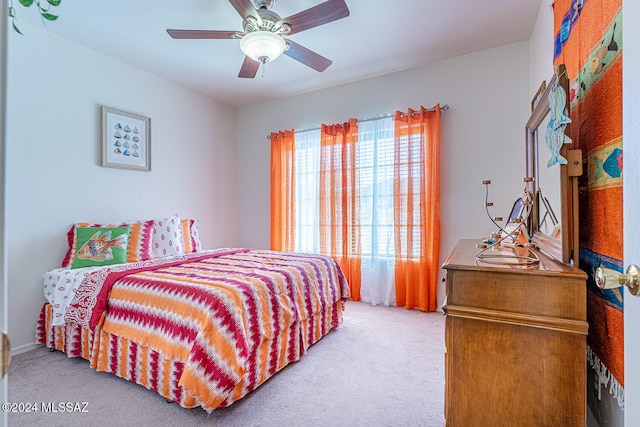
(525, 64, 579, 265)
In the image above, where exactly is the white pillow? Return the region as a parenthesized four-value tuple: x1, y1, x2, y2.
(152, 214, 185, 258)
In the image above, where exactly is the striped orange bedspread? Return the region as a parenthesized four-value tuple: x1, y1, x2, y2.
(35, 249, 349, 412)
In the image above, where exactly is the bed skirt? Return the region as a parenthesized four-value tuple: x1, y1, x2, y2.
(34, 300, 344, 412)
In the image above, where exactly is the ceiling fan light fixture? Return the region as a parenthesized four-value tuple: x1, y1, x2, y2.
(239, 31, 286, 63)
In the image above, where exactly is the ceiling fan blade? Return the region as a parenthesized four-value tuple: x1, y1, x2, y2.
(167, 29, 241, 39)
(283, 0, 350, 35)
(238, 56, 260, 78)
(284, 39, 332, 72)
(229, 0, 260, 21)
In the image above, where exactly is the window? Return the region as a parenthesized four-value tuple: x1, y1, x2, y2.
(294, 129, 320, 254)
(272, 105, 441, 311)
(294, 117, 396, 258)
(356, 117, 395, 258)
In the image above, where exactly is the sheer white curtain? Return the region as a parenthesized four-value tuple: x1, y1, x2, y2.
(293, 118, 396, 306)
(294, 129, 321, 254)
(357, 117, 396, 306)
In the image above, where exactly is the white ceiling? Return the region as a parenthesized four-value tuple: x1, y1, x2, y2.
(15, 0, 543, 108)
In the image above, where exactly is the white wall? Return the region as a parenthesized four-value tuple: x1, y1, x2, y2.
(6, 24, 237, 351)
(529, 0, 555, 96)
(236, 41, 531, 307)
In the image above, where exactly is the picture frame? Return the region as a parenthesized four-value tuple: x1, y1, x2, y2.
(501, 197, 524, 242)
(101, 106, 151, 171)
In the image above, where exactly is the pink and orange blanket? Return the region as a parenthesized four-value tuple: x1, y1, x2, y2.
(36, 249, 349, 413)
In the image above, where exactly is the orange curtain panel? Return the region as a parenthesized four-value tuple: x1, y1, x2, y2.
(393, 105, 441, 312)
(270, 130, 296, 252)
(319, 118, 362, 300)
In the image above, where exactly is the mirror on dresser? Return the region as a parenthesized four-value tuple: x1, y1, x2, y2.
(525, 64, 582, 265)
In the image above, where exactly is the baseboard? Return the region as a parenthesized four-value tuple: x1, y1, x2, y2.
(11, 342, 41, 356)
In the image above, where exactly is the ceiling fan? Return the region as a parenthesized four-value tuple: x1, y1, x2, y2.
(167, 0, 350, 78)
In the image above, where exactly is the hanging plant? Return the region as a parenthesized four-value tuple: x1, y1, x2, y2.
(9, 0, 62, 35)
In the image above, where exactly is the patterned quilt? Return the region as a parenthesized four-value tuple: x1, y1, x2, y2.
(36, 249, 350, 412)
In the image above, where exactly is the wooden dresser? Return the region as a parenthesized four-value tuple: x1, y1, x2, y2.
(442, 239, 588, 427)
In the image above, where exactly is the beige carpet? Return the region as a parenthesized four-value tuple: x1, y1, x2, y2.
(7, 301, 445, 426)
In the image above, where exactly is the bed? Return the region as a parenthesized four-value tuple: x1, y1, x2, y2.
(34, 216, 350, 413)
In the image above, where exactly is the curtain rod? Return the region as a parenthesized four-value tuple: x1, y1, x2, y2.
(267, 104, 449, 140)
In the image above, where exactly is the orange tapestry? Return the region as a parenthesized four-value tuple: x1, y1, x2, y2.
(553, 0, 624, 415)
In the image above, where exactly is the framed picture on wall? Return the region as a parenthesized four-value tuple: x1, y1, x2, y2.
(100, 106, 151, 171)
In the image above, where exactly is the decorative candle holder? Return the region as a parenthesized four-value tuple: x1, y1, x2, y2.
(475, 178, 539, 266)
